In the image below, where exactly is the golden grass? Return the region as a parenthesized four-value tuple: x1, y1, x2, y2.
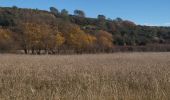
(0, 52, 170, 100)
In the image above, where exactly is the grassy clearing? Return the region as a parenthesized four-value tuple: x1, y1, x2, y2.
(0, 52, 170, 100)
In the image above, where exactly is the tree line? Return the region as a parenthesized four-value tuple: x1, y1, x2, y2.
(0, 7, 170, 54)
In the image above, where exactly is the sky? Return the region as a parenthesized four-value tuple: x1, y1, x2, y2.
(0, 0, 170, 26)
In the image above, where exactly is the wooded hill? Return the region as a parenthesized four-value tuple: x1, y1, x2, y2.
(0, 7, 170, 54)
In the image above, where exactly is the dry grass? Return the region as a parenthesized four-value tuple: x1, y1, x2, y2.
(0, 52, 170, 100)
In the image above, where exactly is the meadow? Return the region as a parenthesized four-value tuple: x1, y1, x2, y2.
(0, 52, 169, 100)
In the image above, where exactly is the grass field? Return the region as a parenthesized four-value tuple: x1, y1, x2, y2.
(0, 52, 170, 100)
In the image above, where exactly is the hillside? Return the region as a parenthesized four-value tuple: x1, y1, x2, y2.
(0, 7, 170, 54)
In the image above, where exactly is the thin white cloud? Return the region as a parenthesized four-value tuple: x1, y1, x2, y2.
(142, 22, 170, 26)
(142, 23, 158, 26)
(164, 23, 170, 26)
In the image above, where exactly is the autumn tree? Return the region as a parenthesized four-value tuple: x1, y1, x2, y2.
(0, 28, 13, 52)
(53, 32, 65, 53)
(60, 24, 94, 52)
(55, 33, 65, 47)
(96, 30, 113, 51)
(82, 34, 96, 52)
(65, 25, 85, 49)
(21, 22, 54, 54)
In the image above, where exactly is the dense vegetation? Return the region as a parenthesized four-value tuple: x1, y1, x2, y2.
(0, 53, 170, 99)
(0, 7, 170, 54)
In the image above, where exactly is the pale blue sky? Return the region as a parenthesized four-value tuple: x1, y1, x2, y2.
(0, 0, 170, 26)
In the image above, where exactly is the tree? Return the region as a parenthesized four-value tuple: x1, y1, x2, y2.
(63, 25, 96, 52)
(0, 28, 14, 52)
(22, 22, 53, 54)
(50, 7, 59, 16)
(96, 30, 113, 50)
(12, 5, 18, 9)
(82, 34, 96, 51)
(61, 9, 69, 21)
(66, 25, 84, 48)
(106, 21, 116, 33)
(98, 15, 106, 20)
(97, 15, 107, 30)
(61, 9, 69, 16)
(115, 17, 123, 22)
(74, 10, 85, 17)
(122, 20, 136, 29)
(55, 33, 65, 50)
(0, 12, 15, 26)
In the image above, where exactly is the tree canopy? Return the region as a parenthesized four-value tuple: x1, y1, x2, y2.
(0, 7, 170, 54)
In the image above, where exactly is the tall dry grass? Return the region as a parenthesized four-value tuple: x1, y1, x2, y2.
(0, 52, 170, 100)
